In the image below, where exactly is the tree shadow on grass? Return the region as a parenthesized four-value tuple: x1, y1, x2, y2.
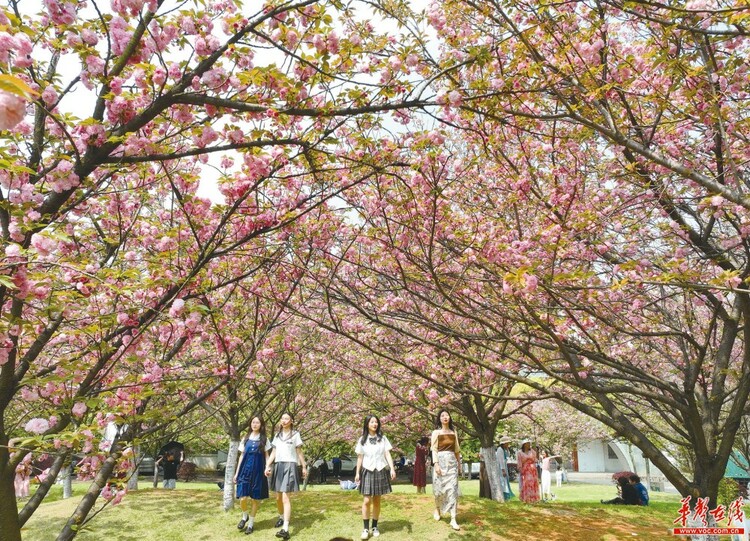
(243, 516, 281, 532)
(66, 489, 230, 540)
(372, 519, 413, 536)
(292, 506, 341, 536)
(72, 492, 203, 541)
(459, 498, 675, 541)
(292, 512, 414, 539)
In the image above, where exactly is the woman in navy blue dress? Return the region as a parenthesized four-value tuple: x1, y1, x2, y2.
(234, 416, 270, 534)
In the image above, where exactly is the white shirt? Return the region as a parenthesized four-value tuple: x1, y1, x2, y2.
(355, 435, 392, 472)
(239, 434, 272, 453)
(270, 431, 303, 463)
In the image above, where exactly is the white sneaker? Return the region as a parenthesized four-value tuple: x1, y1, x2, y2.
(433, 510, 440, 521)
(361, 529, 370, 540)
(450, 520, 460, 531)
(371, 527, 380, 537)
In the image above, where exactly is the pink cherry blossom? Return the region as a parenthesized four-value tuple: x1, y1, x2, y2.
(152, 67, 167, 86)
(41, 86, 58, 106)
(85, 55, 105, 76)
(43, 0, 77, 25)
(0, 91, 26, 130)
(111, 488, 126, 505)
(286, 30, 299, 48)
(0, 32, 14, 64)
(169, 298, 185, 317)
(30, 233, 58, 257)
(72, 402, 88, 417)
(24, 418, 50, 434)
(5, 244, 22, 258)
(523, 274, 539, 292)
(195, 35, 221, 56)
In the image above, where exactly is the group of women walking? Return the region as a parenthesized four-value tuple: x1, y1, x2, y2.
(234, 412, 306, 540)
(232, 409, 462, 539)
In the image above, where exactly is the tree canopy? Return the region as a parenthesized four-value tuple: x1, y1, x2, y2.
(1, 0, 750, 538)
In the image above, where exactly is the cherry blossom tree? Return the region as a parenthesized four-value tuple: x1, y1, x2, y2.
(3, 3, 748, 540)
(420, 0, 750, 507)
(504, 398, 610, 460)
(300, 0, 750, 510)
(0, 0, 433, 539)
(311, 115, 750, 507)
(288, 187, 535, 501)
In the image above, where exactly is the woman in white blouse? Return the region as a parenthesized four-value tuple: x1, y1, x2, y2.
(264, 412, 307, 540)
(355, 415, 396, 540)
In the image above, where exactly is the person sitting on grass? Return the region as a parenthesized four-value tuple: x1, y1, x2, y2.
(630, 474, 649, 505)
(601, 476, 639, 505)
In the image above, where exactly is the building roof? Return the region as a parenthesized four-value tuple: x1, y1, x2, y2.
(725, 451, 750, 479)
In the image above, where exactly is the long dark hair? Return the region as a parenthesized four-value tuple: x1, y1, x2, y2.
(360, 415, 383, 445)
(244, 415, 267, 449)
(434, 409, 455, 430)
(275, 411, 295, 439)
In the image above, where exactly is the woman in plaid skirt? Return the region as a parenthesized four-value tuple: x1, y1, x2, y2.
(354, 415, 396, 540)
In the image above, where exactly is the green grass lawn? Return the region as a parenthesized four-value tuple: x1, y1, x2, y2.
(19, 479, 681, 540)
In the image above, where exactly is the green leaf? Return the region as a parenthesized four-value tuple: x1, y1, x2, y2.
(0, 74, 38, 98)
(0, 274, 17, 289)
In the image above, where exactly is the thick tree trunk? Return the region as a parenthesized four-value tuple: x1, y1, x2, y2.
(0, 408, 22, 541)
(55, 450, 120, 541)
(223, 439, 240, 512)
(0, 457, 21, 541)
(478, 460, 490, 497)
(480, 447, 504, 502)
(693, 458, 726, 509)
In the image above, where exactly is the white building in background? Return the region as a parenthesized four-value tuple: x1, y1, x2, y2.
(573, 438, 676, 491)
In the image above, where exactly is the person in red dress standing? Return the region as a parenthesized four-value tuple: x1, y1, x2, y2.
(517, 439, 540, 503)
(412, 436, 429, 494)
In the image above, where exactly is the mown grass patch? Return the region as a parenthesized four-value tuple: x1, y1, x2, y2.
(19, 480, 679, 540)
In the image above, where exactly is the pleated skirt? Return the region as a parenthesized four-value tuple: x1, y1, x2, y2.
(271, 461, 300, 493)
(359, 468, 392, 496)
